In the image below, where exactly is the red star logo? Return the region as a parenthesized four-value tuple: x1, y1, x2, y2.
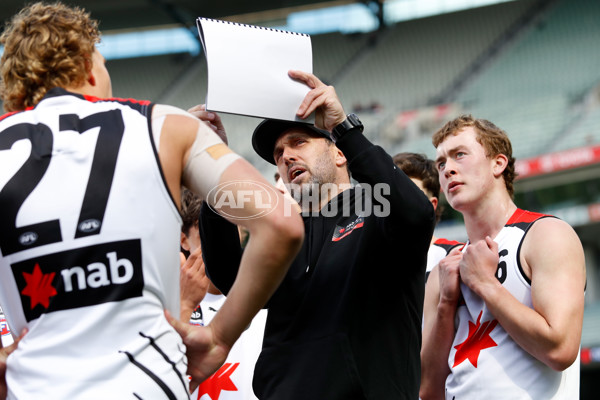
(453, 311, 498, 368)
(21, 263, 57, 310)
(196, 362, 239, 400)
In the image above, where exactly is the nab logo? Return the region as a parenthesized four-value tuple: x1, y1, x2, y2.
(78, 219, 101, 233)
(11, 239, 144, 322)
(190, 305, 204, 326)
(61, 251, 135, 291)
(19, 232, 38, 246)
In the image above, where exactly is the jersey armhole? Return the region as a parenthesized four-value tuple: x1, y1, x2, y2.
(516, 215, 557, 286)
(147, 104, 183, 215)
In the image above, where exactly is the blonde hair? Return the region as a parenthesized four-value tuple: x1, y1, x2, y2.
(0, 2, 100, 112)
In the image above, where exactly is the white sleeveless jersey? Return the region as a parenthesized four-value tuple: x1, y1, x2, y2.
(427, 238, 463, 278)
(189, 294, 267, 400)
(446, 209, 580, 400)
(0, 88, 188, 399)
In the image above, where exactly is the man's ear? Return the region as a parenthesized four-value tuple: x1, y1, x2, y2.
(85, 57, 96, 86)
(430, 196, 438, 211)
(180, 232, 190, 252)
(492, 153, 508, 178)
(334, 147, 347, 168)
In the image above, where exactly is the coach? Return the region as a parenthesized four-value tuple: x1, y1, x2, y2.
(198, 70, 435, 399)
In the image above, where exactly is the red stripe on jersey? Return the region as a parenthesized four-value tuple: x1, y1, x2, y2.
(0, 111, 20, 122)
(83, 94, 151, 106)
(506, 208, 548, 225)
(434, 238, 462, 247)
(0, 105, 35, 122)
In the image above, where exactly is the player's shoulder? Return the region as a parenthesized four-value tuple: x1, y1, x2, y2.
(520, 210, 581, 255)
(153, 104, 211, 140)
(506, 208, 566, 234)
(519, 211, 584, 280)
(152, 104, 196, 119)
(526, 215, 576, 240)
(502, 208, 566, 241)
(152, 104, 218, 137)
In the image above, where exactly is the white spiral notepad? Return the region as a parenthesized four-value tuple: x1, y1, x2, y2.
(196, 17, 314, 123)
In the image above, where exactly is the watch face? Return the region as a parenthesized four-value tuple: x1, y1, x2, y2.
(348, 114, 361, 125)
(347, 113, 363, 130)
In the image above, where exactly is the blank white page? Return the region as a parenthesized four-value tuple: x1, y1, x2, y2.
(197, 17, 314, 123)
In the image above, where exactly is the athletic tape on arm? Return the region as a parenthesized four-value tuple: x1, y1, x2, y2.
(152, 104, 240, 201)
(181, 121, 240, 201)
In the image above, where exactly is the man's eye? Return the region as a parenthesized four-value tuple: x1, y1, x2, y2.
(437, 162, 445, 170)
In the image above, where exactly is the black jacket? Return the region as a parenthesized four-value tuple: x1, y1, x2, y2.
(200, 128, 435, 399)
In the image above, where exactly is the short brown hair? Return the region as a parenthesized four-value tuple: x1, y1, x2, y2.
(432, 114, 516, 197)
(393, 152, 443, 222)
(180, 188, 203, 237)
(0, 2, 100, 112)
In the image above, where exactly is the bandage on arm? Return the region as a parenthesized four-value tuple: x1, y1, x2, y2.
(152, 104, 240, 200)
(181, 127, 240, 199)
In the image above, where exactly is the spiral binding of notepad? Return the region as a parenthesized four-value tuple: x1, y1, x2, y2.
(195, 15, 313, 122)
(197, 17, 309, 37)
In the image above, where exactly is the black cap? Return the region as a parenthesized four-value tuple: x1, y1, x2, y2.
(252, 119, 331, 165)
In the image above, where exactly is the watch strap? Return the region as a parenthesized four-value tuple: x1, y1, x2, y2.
(331, 113, 363, 143)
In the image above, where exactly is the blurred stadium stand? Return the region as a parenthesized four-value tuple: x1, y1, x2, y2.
(109, 53, 197, 102)
(335, 0, 538, 139)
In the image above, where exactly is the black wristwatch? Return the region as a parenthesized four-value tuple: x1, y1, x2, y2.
(331, 113, 363, 143)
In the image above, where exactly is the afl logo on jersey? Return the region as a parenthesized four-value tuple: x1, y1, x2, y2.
(19, 232, 38, 246)
(1, 317, 9, 336)
(78, 219, 101, 233)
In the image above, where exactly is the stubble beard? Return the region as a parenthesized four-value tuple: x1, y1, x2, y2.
(289, 155, 337, 212)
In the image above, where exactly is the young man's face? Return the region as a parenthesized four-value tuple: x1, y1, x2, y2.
(435, 127, 495, 212)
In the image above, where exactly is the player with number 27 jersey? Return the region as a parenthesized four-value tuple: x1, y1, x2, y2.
(0, 88, 189, 399)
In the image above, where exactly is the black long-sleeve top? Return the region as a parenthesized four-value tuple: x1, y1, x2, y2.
(199, 127, 435, 399)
